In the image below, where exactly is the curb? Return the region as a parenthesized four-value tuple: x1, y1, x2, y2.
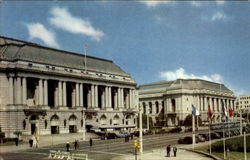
(181, 148, 222, 160)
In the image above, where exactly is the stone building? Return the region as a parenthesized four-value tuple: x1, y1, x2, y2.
(139, 79, 236, 127)
(237, 95, 250, 109)
(0, 36, 138, 138)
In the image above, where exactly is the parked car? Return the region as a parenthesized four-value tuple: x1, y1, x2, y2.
(106, 133, 118, 139)
(211, 132, 221, 139)
(178, 136, 199, 144)
(196, 135, 206, 143)
(118, 132, 130, 138)
(198, 133, 209, 141)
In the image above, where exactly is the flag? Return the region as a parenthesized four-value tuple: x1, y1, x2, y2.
(208, 106, 213, 121)
(228, 108, 234, 117)
(192, 104, 200, 116)
(221, 101, 229, 120)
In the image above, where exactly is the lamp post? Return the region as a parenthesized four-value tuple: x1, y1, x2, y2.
(139, 105, 143, 153)
(243, 122, 247, 160)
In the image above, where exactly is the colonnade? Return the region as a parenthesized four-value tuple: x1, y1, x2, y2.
(192, 95, 235, 112)
(141, 101, 163, 115)
(8, 76, 136, 110)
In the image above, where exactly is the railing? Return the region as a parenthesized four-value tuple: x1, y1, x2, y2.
(48, 150, 88, 160)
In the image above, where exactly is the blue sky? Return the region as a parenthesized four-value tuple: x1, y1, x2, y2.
(0, 1, 249, 96)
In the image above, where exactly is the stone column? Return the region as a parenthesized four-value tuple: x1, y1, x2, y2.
(121, 88, 124, 108)
(91, 85, 95, 108)
(101, 89, 105, 109)
(105, 86, 108, 108)
(14, 77, 22, 105)
(145, 102, 149, 114)
(114, 89, 118, 109)
(125, 90, 129, 109)
(200, 97, 204, 111)
(58, 81, 62, 106)
(38, 79, 43, 105)
(159, 100, 163, 113)
(43, 79, 48, 106)
(55, 88, 59, 107)
(117, 88, 121, 108)
(22, 77, 27, 105)
(9, 77, 14, 104)
(95, 85, 98, 108)
(75, 83, 79, 107)
(62, 81, 66, 106)
(87, 87, 91, 108)
(218, 98, 221, 112)
(129, 89, 132, 109)
(152, 101, 156, 114)
(72, 89, 76, 107)
(108, 86, 112, 108)
(204, 96, 207, 111)
(197, 95, 200, 111)
(79, 83, 83, 107)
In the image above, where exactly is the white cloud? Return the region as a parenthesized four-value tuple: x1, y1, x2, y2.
(211, 11, 227, 22)
(159, 68, 223, 83)
(216, 1, 225, 5)
(49, 7, 104, 41)
(141, 1, 171, 7)
(191, 1, 202, 7)
(27, 23, 59, 48)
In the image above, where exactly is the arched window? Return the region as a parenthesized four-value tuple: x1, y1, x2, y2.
(100, 115, 107, 125)
(113, 115, 120, 125)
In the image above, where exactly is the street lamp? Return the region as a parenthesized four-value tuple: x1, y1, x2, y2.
(139, 105, 143, 153)
(243, 122, 247, 160)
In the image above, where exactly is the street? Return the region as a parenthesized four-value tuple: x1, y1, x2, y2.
(1, 132, 193, 160)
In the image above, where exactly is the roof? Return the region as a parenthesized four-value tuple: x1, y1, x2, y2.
(0, 36, 130, 77)
(139, 79, 234, 94)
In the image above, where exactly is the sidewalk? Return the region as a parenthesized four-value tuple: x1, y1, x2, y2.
(0, 133, 99, 153)
(111, 147, 214, 160)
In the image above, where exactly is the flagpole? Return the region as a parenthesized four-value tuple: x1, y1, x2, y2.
(209, 121, 211, 154)
(192, 114, 195, 150)
(84, 44, 87, 72)
(223, 118, 226, 160)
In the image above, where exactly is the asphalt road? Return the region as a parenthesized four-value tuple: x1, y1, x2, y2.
(1, 132, 194, 160)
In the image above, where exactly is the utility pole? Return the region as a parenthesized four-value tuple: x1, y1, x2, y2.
(139, 105, 143, 153)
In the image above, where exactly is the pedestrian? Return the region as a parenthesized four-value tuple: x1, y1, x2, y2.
(89, 138, 93, 147)
(66, 142, 70, 152)
(74, 140, 78, 150)
(166, 145, 171, 157)
(15, 138, 19, 146)
(173, 146, 177, 157)
(29, 139, 33, 147)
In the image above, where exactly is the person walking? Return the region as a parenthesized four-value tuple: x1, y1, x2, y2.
(166, 145, 171, 157)
(89, 138, 93, 147)
(74, 140, 78, 150)
(15, 138, 19, 146)
(66, 142, 70, 152)
(173, 146, 177, 157)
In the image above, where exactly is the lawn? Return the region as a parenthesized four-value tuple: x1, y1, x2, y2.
(197, 145, 250, 160)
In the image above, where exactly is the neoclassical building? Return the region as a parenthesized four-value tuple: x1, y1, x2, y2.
(139, 79, 236, 127)
(0, 36, 138, 138)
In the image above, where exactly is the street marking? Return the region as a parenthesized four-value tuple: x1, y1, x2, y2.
(80, 149, 129, 156)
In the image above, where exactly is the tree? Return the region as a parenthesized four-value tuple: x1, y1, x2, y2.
(183, 114, 202, 126)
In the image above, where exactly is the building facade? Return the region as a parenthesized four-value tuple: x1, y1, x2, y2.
(236, 95, 250, 113)
(139, 79, 236, 127)
(0, 37, 138, 138)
